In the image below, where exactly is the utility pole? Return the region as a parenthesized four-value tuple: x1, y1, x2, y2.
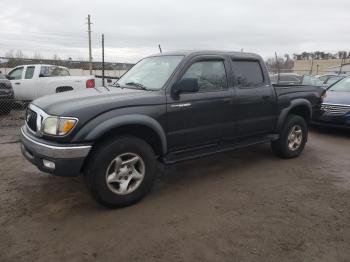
(309, 58, 314, 75)
(275, 51, 280, 82)
(87, 14, 93, 75)
(102, 34, 105, 87)
(339, 53, 345, 75)
(158, 44, 162, 54)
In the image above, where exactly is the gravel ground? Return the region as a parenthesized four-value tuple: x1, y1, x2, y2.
(0, 109, 25, 144)
(0, 128, 349, 262)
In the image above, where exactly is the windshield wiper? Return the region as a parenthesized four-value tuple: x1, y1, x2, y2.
(125, 82, 148, 90)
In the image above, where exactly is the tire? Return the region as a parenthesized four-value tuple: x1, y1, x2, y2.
(271, 114, 308, 158)
(84, 136, 157, 208)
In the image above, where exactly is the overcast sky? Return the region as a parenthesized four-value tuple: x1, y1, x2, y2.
(1, 0, 349, 63)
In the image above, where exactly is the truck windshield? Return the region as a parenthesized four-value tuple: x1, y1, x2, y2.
(117, 55, 184, 90)
(329, 77, 350, 92)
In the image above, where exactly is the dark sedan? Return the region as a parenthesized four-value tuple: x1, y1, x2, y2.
(0, 74, 14, 115)
(313, 76, 350, 129)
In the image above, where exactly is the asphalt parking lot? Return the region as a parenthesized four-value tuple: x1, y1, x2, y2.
(0, 128, 349, 262)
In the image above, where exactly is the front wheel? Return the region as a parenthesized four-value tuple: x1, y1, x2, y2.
(84, 136, 157, 208)
(271, 115, 308, 158)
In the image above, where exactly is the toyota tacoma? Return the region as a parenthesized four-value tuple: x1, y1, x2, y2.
(20, 51, 324, 208)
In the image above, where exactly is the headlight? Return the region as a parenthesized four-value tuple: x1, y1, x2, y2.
(42, 117, 77, 136)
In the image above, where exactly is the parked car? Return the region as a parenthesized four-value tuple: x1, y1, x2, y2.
(20, 51, 324, 208)
(323, 75, 345, 87)
(312, 76, 350, 129)
(0, 74, 14, 115)
(300, 75, 324, 87)
(316, 74, 338, 83)
(6, 64, 101, 101)
(270, 73, 302, 85)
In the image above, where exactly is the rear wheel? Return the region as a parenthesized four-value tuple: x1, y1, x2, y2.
(271, 115, 308, 158)
(84, 136, 157, 208)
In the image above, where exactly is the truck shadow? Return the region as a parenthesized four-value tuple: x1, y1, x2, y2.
(154, 143, 276, 192)
(310, 126, 350, 139)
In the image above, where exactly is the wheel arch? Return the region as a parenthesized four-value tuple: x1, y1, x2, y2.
(276, 99, 312, 132)
(81, 114, 167, 156)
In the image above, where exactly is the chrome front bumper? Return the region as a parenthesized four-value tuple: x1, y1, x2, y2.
(21, 127, 91, 158)
(20, 126, 92, 176)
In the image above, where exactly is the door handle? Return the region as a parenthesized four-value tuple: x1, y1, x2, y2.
(262, 95, 270, 100)
(15, 82, 21, 85)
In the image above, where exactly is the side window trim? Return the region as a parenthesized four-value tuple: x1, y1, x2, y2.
(180, 58, 229, 93)
(25, 66, 35, 79)
(231, 58, 265, 89)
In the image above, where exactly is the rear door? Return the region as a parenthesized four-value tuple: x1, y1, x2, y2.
(22, 65, 38, 100)
(166, 55, 234, 150)
(231, 59, 277, 137)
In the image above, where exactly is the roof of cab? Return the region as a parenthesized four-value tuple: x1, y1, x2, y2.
(150, 50, 262, 60)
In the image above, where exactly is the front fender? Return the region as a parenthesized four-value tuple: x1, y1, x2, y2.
(73, 114, 167, 154)
(276, 99, 312, 132)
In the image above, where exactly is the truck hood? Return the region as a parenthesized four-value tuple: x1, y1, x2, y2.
(323, 91, 350, 105)
(32, 87, 165, 117)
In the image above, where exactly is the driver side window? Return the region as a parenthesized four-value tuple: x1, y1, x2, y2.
(182, 60, 227, 92)
(9, 67, 24, 80)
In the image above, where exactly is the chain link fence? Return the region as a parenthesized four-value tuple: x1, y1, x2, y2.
(0, 100, 26, 143)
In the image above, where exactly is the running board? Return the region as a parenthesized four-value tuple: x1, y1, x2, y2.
(163, 134, 279, 164)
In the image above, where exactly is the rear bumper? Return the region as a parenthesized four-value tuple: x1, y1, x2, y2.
(20, 126, 92, 176)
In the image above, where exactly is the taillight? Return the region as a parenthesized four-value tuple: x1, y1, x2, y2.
(86, 79, 95, 88)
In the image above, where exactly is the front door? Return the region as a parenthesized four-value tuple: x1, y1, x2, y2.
(166, 56, 234, 150)
(8, 66, 25, 100)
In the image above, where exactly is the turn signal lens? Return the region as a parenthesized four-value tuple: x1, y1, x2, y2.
(58, 119, 77, 135)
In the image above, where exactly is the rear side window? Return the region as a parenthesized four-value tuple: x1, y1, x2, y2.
(182, 60, 227, 92)
(25, 66, 35, 79)
(231, 60, 264, 88)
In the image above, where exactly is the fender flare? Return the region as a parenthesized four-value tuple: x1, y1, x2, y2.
(82, 114, 167, 154)
(276, 99, 312, 132)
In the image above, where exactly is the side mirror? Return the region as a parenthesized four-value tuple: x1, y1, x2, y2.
(5, 75, 13, 80)
(173, 78, 199, 96)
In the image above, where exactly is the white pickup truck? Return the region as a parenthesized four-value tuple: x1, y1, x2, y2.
(7, 64, 101, 101)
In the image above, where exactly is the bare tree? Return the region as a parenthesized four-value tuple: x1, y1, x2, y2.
(52, 54, 60, 61)
(5, 50, 14, 58)
(33, 51, 43, 59)
(15, 50, 25, 59)
(266, 54, 294, 73)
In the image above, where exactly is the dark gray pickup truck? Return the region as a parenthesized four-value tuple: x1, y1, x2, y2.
(20, 51, 324, 208)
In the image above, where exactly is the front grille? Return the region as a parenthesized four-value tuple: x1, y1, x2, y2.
(321, 104, 350, 115)
(26, 109, 37, 132)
